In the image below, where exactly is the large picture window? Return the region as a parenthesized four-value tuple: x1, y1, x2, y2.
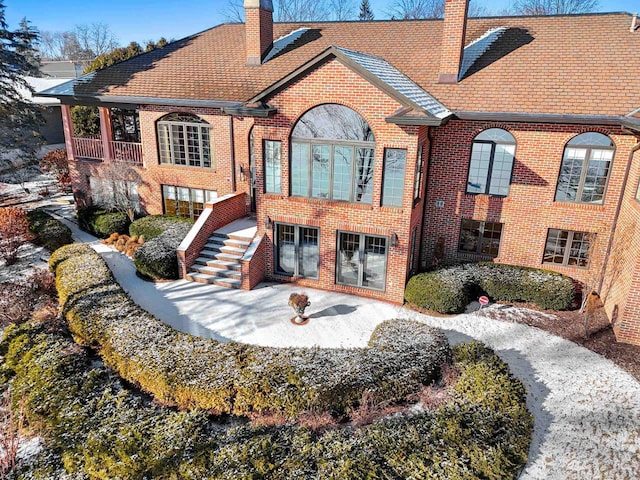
(543, 229, 594, 268)
(290, 104, 375, 204)
(336, 232, 387, 291)
(555, 132, 614, 204)
(382, 148, 407, 207)
(157, 113, 212, 168)
(275, 223, 319, 278)
(458, 219, 503, 257)
(162, 185, 217, 220)
(264, 140, 282, 194)
(466, 128, 516, 196)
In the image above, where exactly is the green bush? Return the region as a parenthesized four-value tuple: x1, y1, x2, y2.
(406, 262, 576, 313)
(51, 243, 450, 418)
(133, 222, 193, 280)
(77, 206, 130, 238)
(27, 208, 73, 252)
(2, 322, 532, 479)
(129, 214, 193, 241)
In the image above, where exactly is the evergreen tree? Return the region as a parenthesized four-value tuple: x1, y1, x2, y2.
(359, 0, 374, 20)
(0, 1, 42, 161)
(17, 18, 40, 73)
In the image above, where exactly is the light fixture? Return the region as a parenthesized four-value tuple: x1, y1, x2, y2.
(390, 232, 399, 247)
(264, 216, 273, 230)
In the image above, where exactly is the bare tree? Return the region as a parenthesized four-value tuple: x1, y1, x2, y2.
(579, 233, 603, 338)
(93, 162, 144, 222)
(277, 0, 331, 21)
(388, 0, 445, 19)
(329, 0, 356, 20)
(513, 0, 599, 15)
(0, 391, 25, 479)
(74, 22, 118, 57)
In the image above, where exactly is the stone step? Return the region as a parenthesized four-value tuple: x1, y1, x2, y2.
(199, 249, 243, 261)
(203, 242, 247, 255)
(193, 258, 242, 271)
(187, 273, 242, 288)
(211, 231, 254, 243)
(207, 236, 251, 248)
(190, 265, 241, 278)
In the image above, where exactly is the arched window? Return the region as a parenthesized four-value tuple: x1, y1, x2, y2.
(466, 128, 516, 196)
(157, 113, 212, 168)
(290, 104, 375, 204)
(555, 132, 614, 204)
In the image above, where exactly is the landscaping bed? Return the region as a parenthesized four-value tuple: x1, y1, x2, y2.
(1, 319, 533, 479)
(27, 208, 73, 252)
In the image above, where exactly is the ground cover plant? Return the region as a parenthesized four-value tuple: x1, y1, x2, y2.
(27, 208, 73, 252)
(130, 215, 194, 280)
(1, 319, 533, 479)
(0, 207, 33, 266)
(406, 262, 576, 314)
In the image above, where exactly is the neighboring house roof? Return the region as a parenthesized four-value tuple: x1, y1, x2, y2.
(18, 76, 72, 106)
(38, 13, 640, 118)
(40, 60, 87, 78)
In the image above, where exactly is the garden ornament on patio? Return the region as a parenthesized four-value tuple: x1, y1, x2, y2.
(289, 292, 311, 325)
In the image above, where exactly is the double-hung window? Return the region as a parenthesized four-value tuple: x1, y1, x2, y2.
(157, 113, 212, 168)
(543, 229, 594, 268)
(466, 128, 516, 196)
(290, 104, 375, 204)
(264, 140, 282, 194)
(555, 132, 614, 204)
(458, 219, 503, 257)
(336, 232, 388, 291)
(275, 223, 319, 278)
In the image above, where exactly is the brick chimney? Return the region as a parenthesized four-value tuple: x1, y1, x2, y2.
(438, 0, 469, 84)
(245, 0, 273, 66)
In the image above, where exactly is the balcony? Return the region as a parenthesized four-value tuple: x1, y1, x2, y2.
(73, 138, 143, 165)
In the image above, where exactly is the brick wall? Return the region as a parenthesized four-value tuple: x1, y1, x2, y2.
(241, 234, 267, 290)
(423, 120, 638, 286)
(602, 145, 640, 344)
(251, 58, 422, 304)
(439, 0, 469, 83)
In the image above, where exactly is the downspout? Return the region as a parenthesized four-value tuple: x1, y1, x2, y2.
(229, 115, 237, 193)
(417, 126, 435, 270)
(598, 131, 640, 292)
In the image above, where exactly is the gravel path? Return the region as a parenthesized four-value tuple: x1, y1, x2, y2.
(46, 206, 640, 479)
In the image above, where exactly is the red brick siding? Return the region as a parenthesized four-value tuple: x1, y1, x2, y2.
(250, 58, 421, 304)
(177, 193, 248, 277)
(439, 0, 469, 82)
(245, 7, 273, 64)
(241, 235, 267, 290)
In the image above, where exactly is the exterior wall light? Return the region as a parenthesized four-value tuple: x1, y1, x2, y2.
(264, 216, 273, 230)
(390, 232, 399, 247)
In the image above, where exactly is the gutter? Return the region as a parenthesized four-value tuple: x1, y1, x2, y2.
(598, 132, 640, 293)
(455, 111, 640, 128)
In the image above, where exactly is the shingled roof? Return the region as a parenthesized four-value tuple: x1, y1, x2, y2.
(40, 13, 640, 118)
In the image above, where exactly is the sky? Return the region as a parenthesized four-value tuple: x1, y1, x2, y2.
(5, 0, 639, 47)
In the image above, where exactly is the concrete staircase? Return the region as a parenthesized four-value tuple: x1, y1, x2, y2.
(185, 218, 256, 288)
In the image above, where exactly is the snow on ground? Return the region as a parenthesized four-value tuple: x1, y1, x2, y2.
(0, 243, 49, 283)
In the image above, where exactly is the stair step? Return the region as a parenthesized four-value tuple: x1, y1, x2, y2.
(211, 232, 254, 243)
(194, 258, 242, 271)
(199, 249, 243, 260)
(207, 236, 251, 248)
(203, 243, 247, 255)
(191, 265, 241, 278)
(187, 273, 241, 288)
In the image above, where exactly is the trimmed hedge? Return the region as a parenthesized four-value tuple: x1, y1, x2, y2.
(50, 244, 451, 418)
(133, 222, 193, 280)
(2, 322, 532, 479)
(27, 208, 73, 252)
(129, 214, 193, 241)
(406, 262, 576, 313)
(77, 206, 130, 238)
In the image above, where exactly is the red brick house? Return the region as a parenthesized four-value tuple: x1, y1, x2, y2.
(40, 0, 640, 345)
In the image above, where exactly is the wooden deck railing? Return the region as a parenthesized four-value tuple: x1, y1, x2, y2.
(73, 137, 103, 160)
(110, 141, 143, 165)
(72, 138, 143, 165)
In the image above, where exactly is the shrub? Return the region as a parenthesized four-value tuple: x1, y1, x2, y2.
(51, 244, 450, 418)
(77, 206, 130, 238)
(2, 321, 531, 480)
(39, 149, 70, 191)
(27, 208, 73, 252)
(129, 214, 193, 241)
(133, 222, 192, 280)
(406, 262, 576, 313)
(0, 207, 33, 265)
